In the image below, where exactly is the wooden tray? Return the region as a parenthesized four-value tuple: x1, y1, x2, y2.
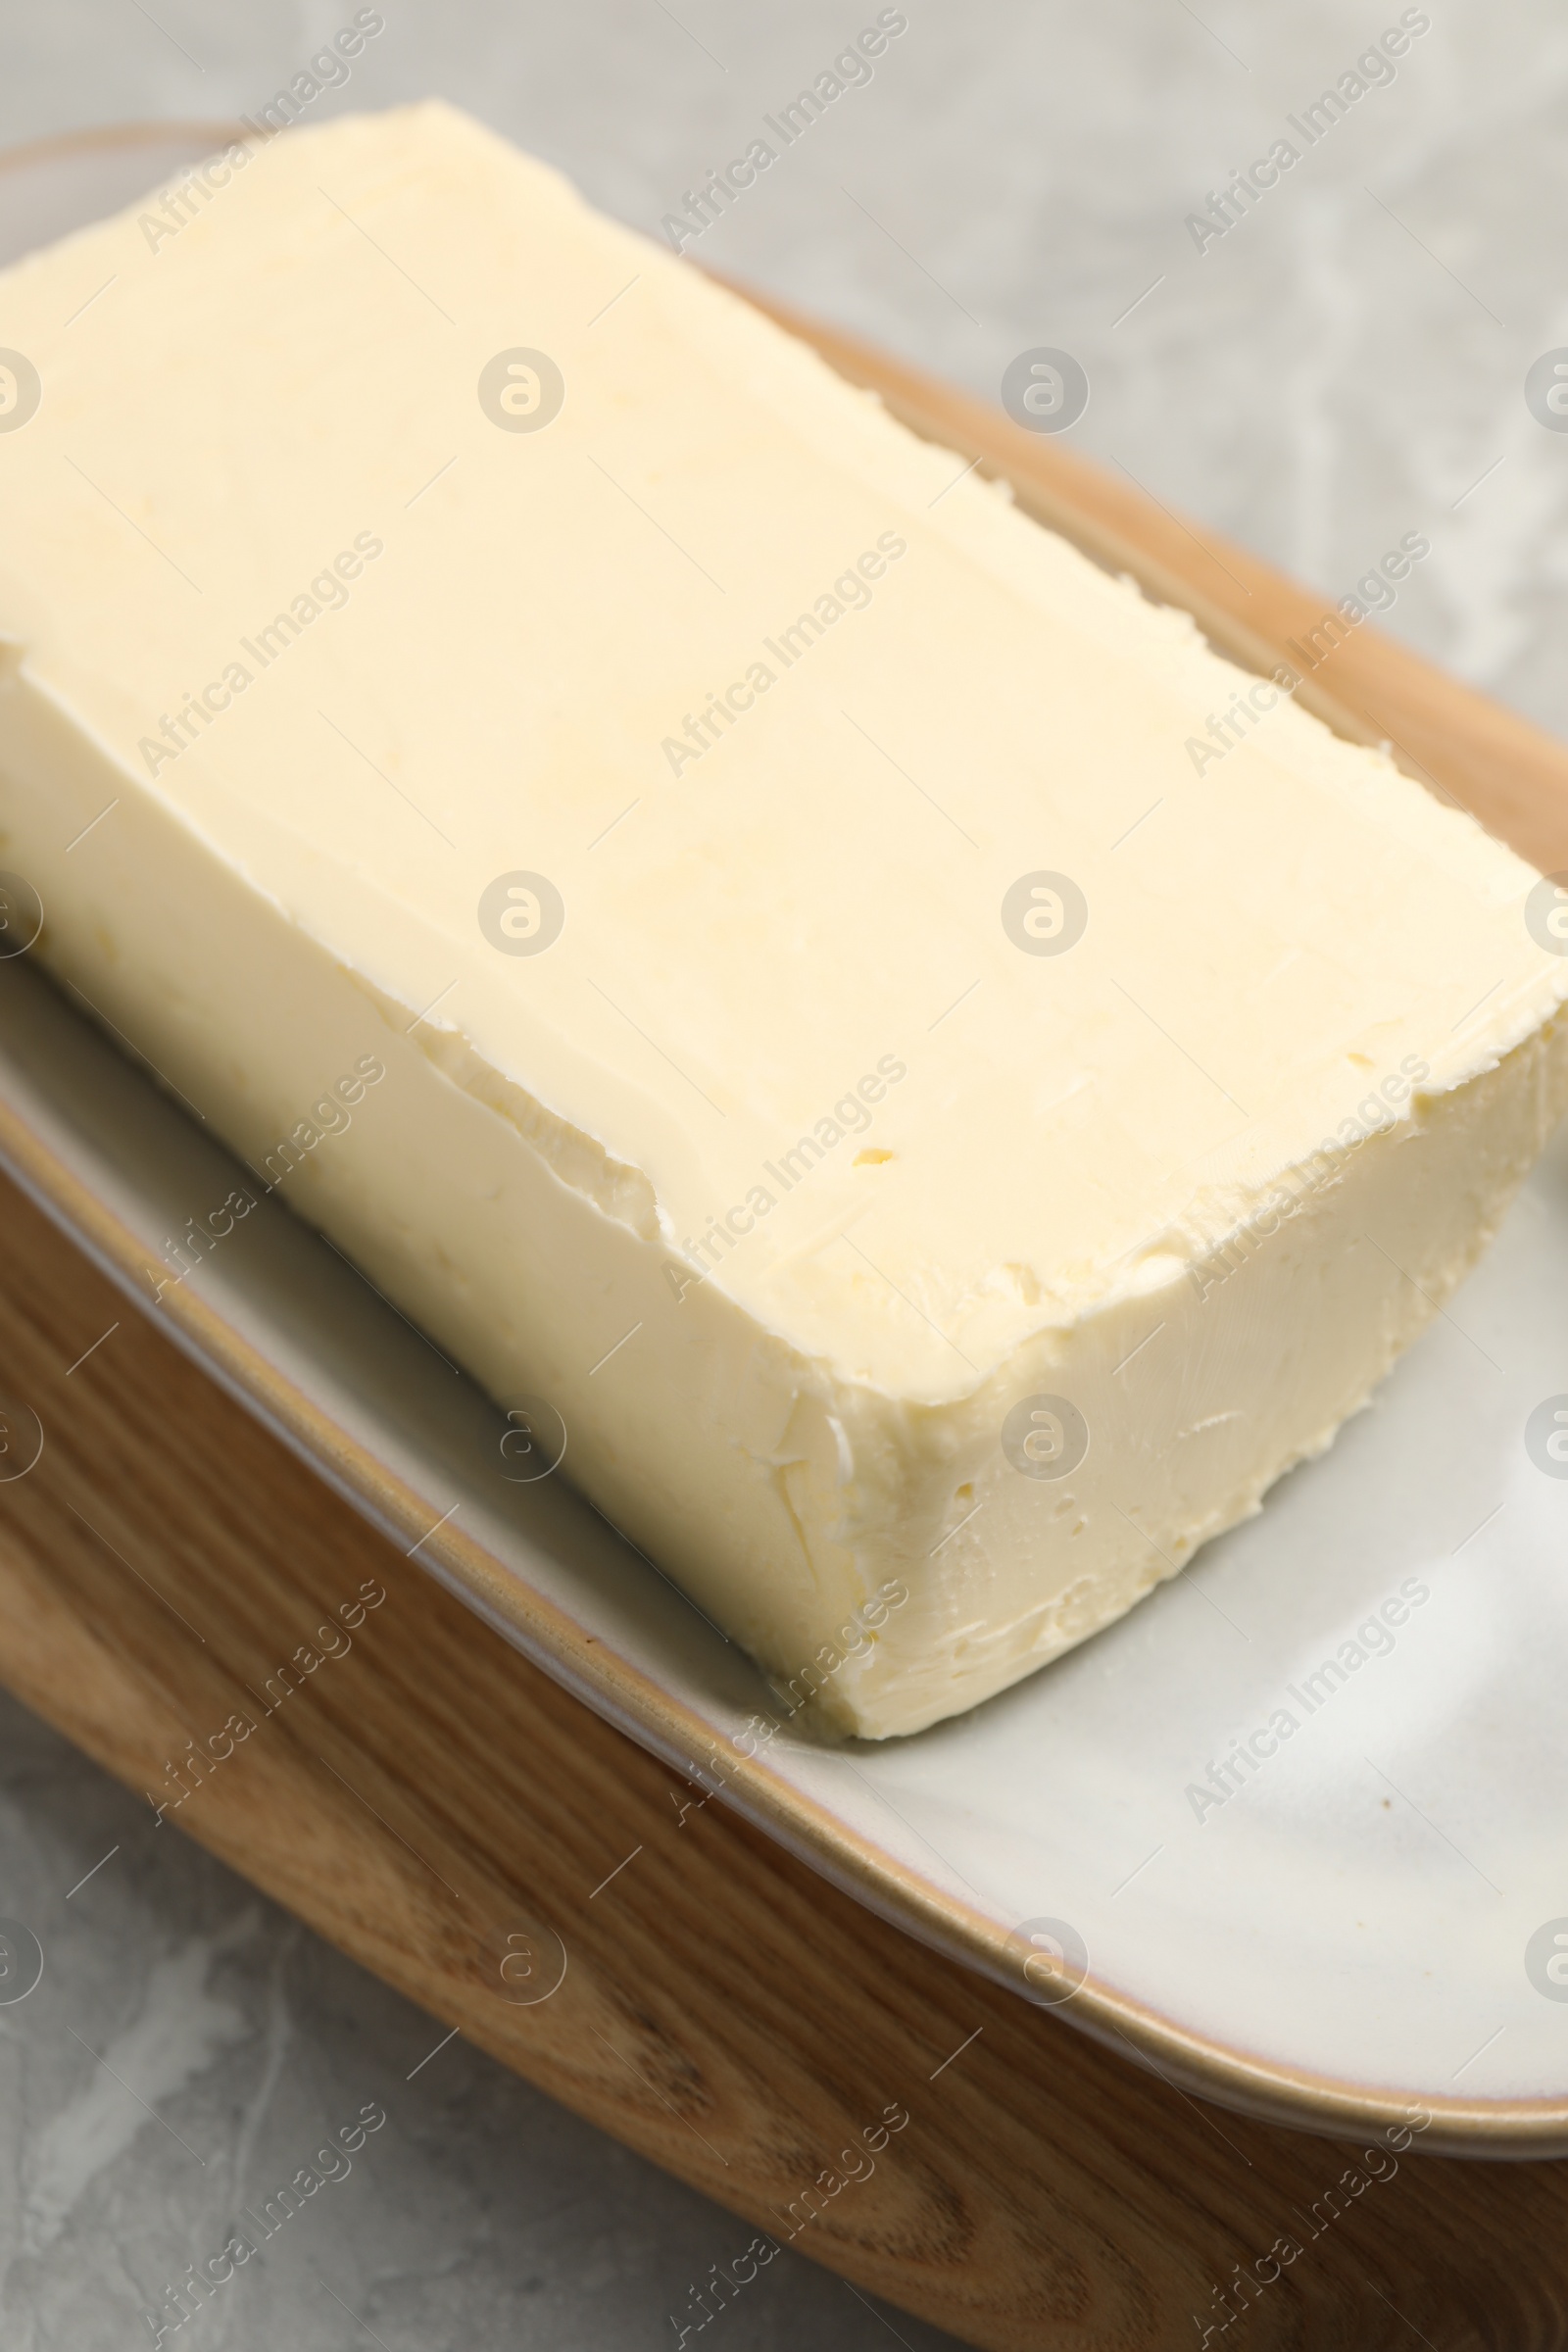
(6, 128, 1568, 2348)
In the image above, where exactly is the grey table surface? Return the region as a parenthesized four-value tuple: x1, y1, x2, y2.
(1, 2, 1564, 2346)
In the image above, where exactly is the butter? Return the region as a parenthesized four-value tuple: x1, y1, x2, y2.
(2, 101, 1566, 1737)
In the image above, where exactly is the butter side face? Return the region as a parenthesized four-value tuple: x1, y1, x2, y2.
(1, 102, 1566, 1737)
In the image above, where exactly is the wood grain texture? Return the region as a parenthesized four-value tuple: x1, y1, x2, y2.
(4, 1165, 1568, 2352)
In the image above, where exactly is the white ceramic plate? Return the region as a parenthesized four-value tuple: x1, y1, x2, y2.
(6, 124, 1568, 2155)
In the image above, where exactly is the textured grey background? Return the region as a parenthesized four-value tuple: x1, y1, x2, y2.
(1, 2, 1563, 2346)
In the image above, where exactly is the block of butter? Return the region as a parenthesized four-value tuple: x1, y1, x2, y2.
(2, 103, 1565, 1738)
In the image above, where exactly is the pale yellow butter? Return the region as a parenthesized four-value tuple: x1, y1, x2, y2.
(2, 102, 1565, 1735)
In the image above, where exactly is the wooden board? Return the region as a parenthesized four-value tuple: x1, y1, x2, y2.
(6, 318, 1568, 2351)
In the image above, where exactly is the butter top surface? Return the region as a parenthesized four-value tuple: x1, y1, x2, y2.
(1, 99, 1563, 1398)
